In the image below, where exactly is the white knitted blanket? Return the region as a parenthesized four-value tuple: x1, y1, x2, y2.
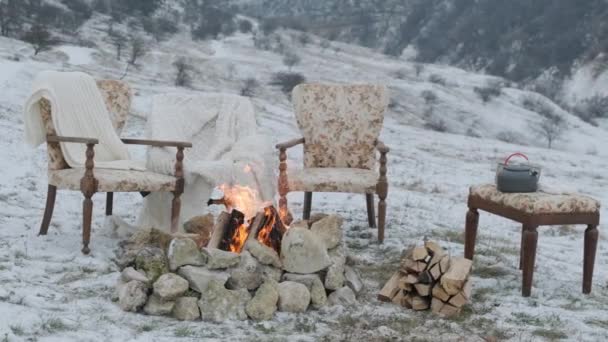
(138, 93, 276, 230)
(23, 71, 143, 170)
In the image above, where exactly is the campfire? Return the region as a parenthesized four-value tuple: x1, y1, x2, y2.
(207, 185, 288, 254)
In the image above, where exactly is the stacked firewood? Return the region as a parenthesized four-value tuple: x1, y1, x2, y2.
(378, 241, 472, 317)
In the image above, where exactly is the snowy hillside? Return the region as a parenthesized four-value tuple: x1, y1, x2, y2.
(1, 13, 608, 341)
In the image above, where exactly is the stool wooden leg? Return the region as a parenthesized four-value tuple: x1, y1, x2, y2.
(521, 225, 538, 297)
(464, 208, 479, 260)
(303, 192, 312, 220)
(583, 224, 599, 294)
(366, 194, 376, 228)
(519, 226, 524, 270)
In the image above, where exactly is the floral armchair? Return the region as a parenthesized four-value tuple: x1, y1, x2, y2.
(276, 84, 390, 242)
(37, 80, 191, 254)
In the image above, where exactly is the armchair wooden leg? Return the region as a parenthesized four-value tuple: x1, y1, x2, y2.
(376, 148, 389, 243)
(583, 224, 599, 294)
(171, 193, 182, 234)
(278, 147, 293, 225)
(303, 192, 312, 220)
(105, 192, 113, 216)
(378, 193, 387, 243)
(464, 207, 479, 260)
(366, 194, 376, 228)
(39, 184, 57, 236)
(82, 194, 94, 255)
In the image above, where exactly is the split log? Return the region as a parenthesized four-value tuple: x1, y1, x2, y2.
(392, 290, 406, 306)
(207, 211, 231, 249)
(440, 257, 472, 295)
(414, 283, 431, 296)
(411, 296, 430, 311)
(412, 246, 429, 261)
(378, 272, 402, 302)
(432, 285, 451, 302)
(431, 298, 461, 317)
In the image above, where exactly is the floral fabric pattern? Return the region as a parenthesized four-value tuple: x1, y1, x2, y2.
(292, 84, 388, 170)
(287, 167, 378, 194)
(49, 168, 177, 192)
(470, 184, 600, 214)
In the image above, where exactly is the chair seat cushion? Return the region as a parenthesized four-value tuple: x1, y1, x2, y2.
(470, 184, 600, 215)
(49, 168, 177, 192)
(288, 167, 378, 194)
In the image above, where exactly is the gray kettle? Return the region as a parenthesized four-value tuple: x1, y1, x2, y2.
(496, 153, 541, 193)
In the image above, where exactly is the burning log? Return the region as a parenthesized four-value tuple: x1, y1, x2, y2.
(377, 240, 473, 318)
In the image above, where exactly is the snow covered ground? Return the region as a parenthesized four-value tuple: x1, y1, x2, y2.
(1, 16, 608, 341)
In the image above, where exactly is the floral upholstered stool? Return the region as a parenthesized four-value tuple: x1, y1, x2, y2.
(463, 184, 600, 297)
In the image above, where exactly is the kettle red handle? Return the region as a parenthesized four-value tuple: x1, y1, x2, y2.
(504, 153, 528, 165)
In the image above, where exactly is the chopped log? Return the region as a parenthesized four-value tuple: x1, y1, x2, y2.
(414, 283, 431, 296)
(424, 240, 444, 256)
(432, 285, 451, 302)
(417, 271, 433, 284)
(438, 254, 451, 274)
(440, 257, 472, 295)
(378, 272, 401, 302)
(416, 261, 428, 272)
(402, 258, 419, 273)
(217, 209, 246, 252)
(423, 254, 432, 263)
(448, 292, 467, 308)
(403, 293, 413, 309)
(462, 279, 472, 300)
(431, 298, 461, 317)
(404, 274, 419, 284)
(430, 297, 444, 314)
(398, 278, 413, 291)
(244, 211, 267, 244)
(412, 246, 429, 261)
(429, 263, 442, 281)
(207, 211, 232, 249)
(411, 296, 430, 311)
(392, 290, 406, 306)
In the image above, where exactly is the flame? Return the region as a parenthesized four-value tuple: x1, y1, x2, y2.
(256, 207, 276, 248)
(219, 184, 260, 220)
(228, 223, 249, 253)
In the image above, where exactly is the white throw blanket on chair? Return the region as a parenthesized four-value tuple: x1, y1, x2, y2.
(138, 93, 276, 230)
(23, 70, 143, 170)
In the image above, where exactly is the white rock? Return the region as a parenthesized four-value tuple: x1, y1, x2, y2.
(167, 238, 206, 271)
(246, 280, 279, 321)
(344, 266, 364, 295)
(153, 273, 189, 300)
(282, 273, 327, 309)
(118, 280, 147, 312)
(246, 240, 282, 268)
(198, 281, 251, 322)
(121, 267, 150, 285)
(134, 247, 169, 282)
(327, 286, 356, 306)
(227, 251, 263, 290)
(260, 264, 282, 283)
(280, 227, 332, 274)
(177, 266, 229, 293)
(202, 248, 240, 269)
(324, 246, 346, 290)
(143, 294, 175, 316)
(277, 281, 310, 313)
(172, 297, 200, 321)
(310, 214, 343, 250)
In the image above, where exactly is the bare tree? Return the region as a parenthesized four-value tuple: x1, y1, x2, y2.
(128, 35, 147, 66)
(282, 52, 301, 71)
(241, 77, 259, 97)
(534, 114, 566, 149)
(22, 25, 58, 55)
(109, 31, 126, 60)
(173, 57, 194, 87)
(0, 0, 21, 37)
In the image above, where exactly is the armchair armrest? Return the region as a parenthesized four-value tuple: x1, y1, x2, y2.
(121, 138, 192, 148)
(47, 135, 99, 145)
(375, 140, 390, 153)
(276, 137, 305, 150)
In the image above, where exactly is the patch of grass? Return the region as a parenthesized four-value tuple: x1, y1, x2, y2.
(10, 325, 25, 336)
(532, 328, 568, 340)
(508, 312, 544, 326)
(254, 323, 276, 334)
(473, 265, 511, 279)
(430, 229, 465, 245)
(138, 323, 155, 332)
(294, 317, 316, 333)
(586, 319, 608, 329)
(41, 317, 69, 333)
(174, 326, 195, 337)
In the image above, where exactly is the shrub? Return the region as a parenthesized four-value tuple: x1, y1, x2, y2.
(261, 19, 280, 35)
(22, 25, 59, 55)
(474, 80, 502, 103)
(496, 131, 521, 144)
(270, 72, 305, 95)
(421, 90, 438, 105)
(191, 7, 236, 40)
(282, 52, 301, 70)
(393, 69, 408, 80)
(238, 19, 253, 34)
(241, 77, 259, 97)
(428, 74, 446, 86)
(298, 32, 311, 46)
(127, 35, 147, 66)
(142, 16, 179, 41)
(423, 106, 447, 132)
(574, 95, 608, 124)
(173, 57, 194, 87)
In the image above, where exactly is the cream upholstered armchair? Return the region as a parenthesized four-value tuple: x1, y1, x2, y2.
(37, 80, 191, 254)
(276, 84, 390, 242)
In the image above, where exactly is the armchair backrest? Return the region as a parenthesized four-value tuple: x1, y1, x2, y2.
(292, 84, 388, 170)
(40, 79, 132, 170)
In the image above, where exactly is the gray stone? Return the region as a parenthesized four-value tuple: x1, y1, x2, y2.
(246, 240, 282, 268)
(282, 273, 327, 309)
(277, 281, 310, 313)
(290, 220, 309, 229)
(327, 286, 356, 306)
(310, 215, 343, 250)
(135, 247, 169, 282)
(183, 213, 214, 237)
(121, 267, 150, 285)
(260, 264, 282, 282)
(177, 266, 229, 293)
(308, 213, 329, 226)
(118, 280, 147, 312)
(172, 297, 200, 321)
(246, 280, 279, 321)
(227, 251, 263, 290)
(198, 281, 251, 322)
(324, 246, 346, 290)
(143, 294, 175, 316)
(112, 279, 125, 302)
(280, 227, 332, 274)
(202, 248, 240, 269)
(344, 266, 364, 295)
(153, 273, 189, 300)
(167, 238, 206, 271)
